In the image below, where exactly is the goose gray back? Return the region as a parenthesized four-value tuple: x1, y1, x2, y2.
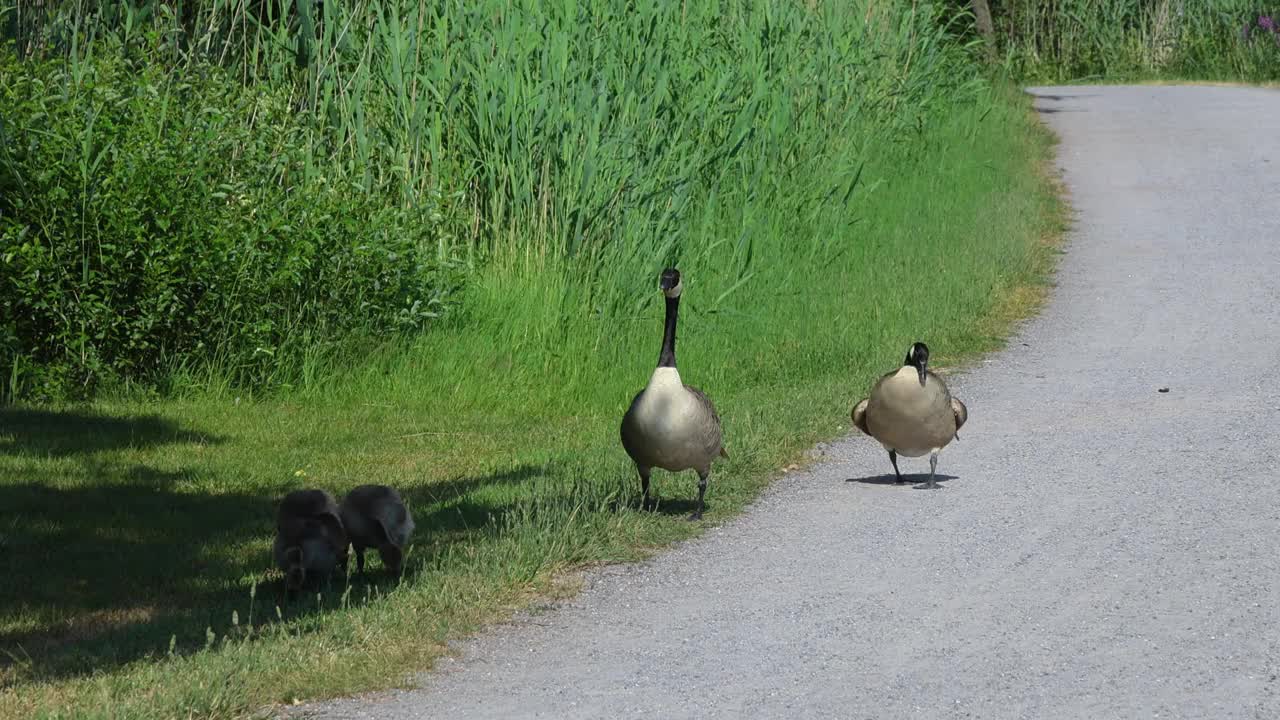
(620, 267, 725, 520)
(852, 342, 967, 489)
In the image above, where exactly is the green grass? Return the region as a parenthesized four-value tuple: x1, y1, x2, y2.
(2, 0, 985, 398)
(0, 87, 1064, 718)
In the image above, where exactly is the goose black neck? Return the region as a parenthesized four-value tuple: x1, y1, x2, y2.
(657, 295, 679, 368)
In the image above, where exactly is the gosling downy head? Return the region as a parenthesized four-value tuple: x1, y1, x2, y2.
(378, 544, 405, 577)
(282, 546, 306, 591)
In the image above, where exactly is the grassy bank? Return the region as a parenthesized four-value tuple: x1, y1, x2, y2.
(1, 0, 1067, 716)
(2, 0, 982, 399)
(0, 87, 1062, 717)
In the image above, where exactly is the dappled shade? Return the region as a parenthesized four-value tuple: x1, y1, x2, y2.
(0, 426, 564, 684)
(0, 407, 219, 458)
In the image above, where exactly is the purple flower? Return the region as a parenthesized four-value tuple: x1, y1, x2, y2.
(1258, 15, 1276, 32)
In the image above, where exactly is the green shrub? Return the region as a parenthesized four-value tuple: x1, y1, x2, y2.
(0, 48, 462, 399)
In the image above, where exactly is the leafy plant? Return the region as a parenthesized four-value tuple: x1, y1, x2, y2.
(0, 46, 463, 398)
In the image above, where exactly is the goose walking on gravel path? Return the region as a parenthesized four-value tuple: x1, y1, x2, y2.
(852, 342, 967, 489)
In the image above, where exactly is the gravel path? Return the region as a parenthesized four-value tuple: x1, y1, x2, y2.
(304, 86, 1280, 719)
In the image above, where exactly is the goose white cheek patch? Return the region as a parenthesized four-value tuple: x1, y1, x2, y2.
(663, 280, 683, 299)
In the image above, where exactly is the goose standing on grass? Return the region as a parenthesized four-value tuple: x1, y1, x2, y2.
(339, 484, 415, 578)
(851, 342, 967, 489)
(621, 267, 727, 521)
(273, 489, 348, 592)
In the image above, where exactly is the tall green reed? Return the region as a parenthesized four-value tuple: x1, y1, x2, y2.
(2, 0, 989, 398)
(992, 0, 1280, 81)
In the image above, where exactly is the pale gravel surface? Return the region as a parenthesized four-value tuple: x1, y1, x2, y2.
(301, 86, 1280, 719)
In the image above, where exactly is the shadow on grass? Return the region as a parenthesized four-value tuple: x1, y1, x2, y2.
(647, 497, 706, 518)
(0, 452, 556, 686)
(396, 465, 554, 568)
(0, 407, 220, 457)
(403, 463, 547, 510)
(0, 467, 278, 685)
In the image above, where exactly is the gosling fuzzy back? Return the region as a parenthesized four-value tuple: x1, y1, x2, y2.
(273, 488, 348, 592)
(339, 484, 415, 577)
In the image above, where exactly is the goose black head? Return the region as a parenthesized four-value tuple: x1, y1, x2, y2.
(659, 267, 683, 298)
(904, 341, 929, 386)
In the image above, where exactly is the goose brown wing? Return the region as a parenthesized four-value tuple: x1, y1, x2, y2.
(851, 398, 870, 435)
(683, 385, 720, 426)
(619, 388, 647, 462)
(684, 384, 727, 458)
(855, 369, 899, 432)
(951, 397, 968, 436)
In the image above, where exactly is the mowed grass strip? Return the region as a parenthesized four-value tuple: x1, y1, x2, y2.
(0, 91, 1063, 719)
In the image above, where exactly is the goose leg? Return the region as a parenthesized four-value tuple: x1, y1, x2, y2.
(638, 466, 653, 511)
(888, 450, 904, 484)
(927, 453, 939, 489)
(689, 470, 708, 521)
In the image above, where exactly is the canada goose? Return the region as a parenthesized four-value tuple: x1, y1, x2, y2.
(339, 484, 415, 577)
(620, 267, 727, 521)
(851, 342, 967, 489)
(273, 489, 348, 592)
